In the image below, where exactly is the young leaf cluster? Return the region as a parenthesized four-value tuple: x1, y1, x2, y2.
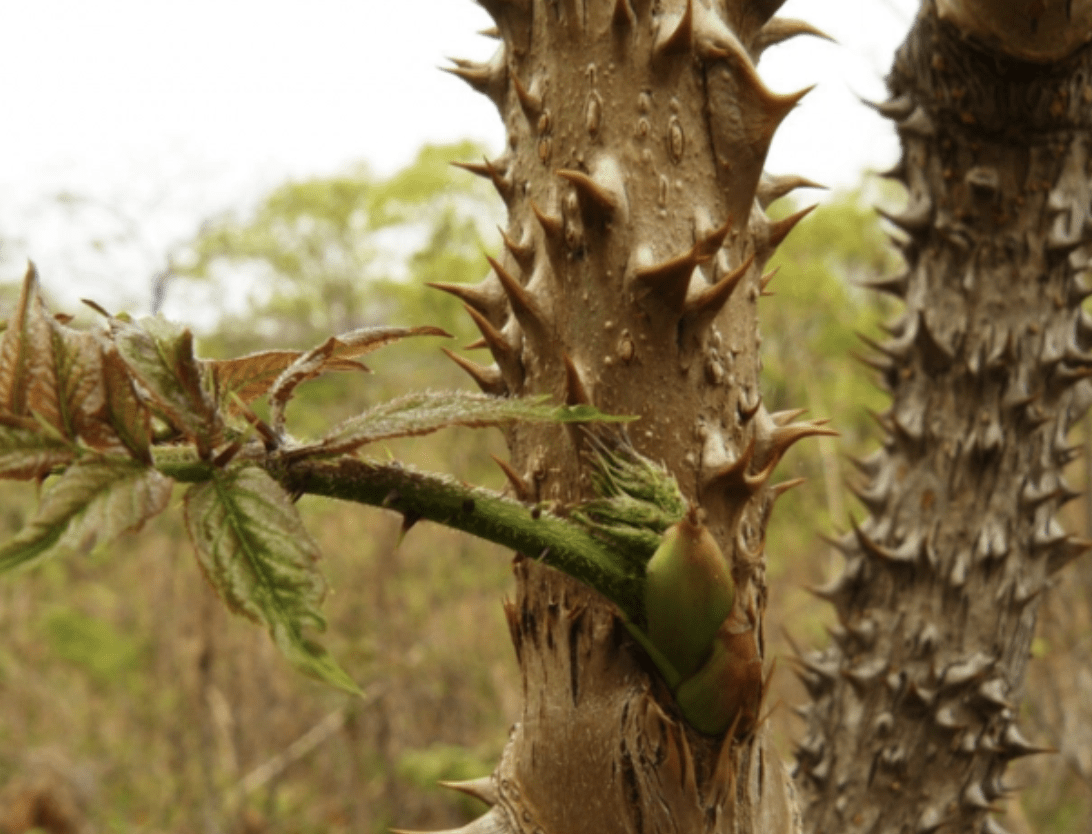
(0, 265, 638, 694)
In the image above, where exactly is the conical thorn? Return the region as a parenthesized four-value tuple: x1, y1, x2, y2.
(499, 226, 535, 270)
(612, 0, 636, 28)
(511, 72, 542, 120)
(491, 455, 531, 501)
(682, 253, 753, 332)
(771, 407, 807, 426)
(438, 775, 499, 807)
(860, 94, 915, 121)
(427, 277, 504, 320)
(751, 18, 835, 59)
(557, 168, 621, 221)
(441, 348, 507, 396)
(770, 477, 806, 502)
(462, 304, 520, 373)
(655, 0, 693, 57)
(442, 50, 507, 107)
(770, 419, 838, 459)
(695, 216, 733, 259)
(529, 200, 564, 243)
(766, 204, 816, 253)
(485, 254, 547, 337)
(760, 267, 779, 295)
(757, 173, 826, 209)
(563, 353, 593, 406)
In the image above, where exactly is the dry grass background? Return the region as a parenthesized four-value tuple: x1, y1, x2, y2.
(4, 425, 1091, 833)
(2, 196, 1091, 832)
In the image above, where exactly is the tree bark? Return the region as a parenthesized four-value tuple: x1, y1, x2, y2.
(796, 3, 1092, 833)
(430, 0, 824, 830)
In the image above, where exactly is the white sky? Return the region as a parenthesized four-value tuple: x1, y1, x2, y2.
(0, 0, 918, 315)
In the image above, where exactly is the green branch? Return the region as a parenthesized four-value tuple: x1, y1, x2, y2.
(272, 456, 645, 621)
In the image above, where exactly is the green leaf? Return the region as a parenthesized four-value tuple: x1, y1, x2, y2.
(0, 263, 60, 421)
(0, 417, 75, 479)
(296, 391, 632, 459)
(183, 466, 360, 695)
(0, 457, 173, 573)
(99, 343, 154, 463)
(265, 325, 450, 432)
(110, 314, 220, 454)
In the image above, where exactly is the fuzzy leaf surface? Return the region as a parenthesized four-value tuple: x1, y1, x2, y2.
(0, 457, 173, 573)
(0, 418, 75, 479)
(0, 265, 59, 421)
(266, 325, 449, 431)
(110, 315, 219, 452)
(306, 391, 630, 457)
(184, 466, 359, 694)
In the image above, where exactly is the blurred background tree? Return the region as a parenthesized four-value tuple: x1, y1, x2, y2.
(1, 146, 1088, 833)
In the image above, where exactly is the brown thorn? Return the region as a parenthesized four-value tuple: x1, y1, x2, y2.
(634, 249, 701, 313)
(485, 254, 547, 335)
(756, 173, 826, 209)
(441, 61, 497, 100)
(612, 0, 636, 28)
(760, 266, 779, 294)
(499, 225, 535, 270)
(441, 348, 507, 396)
(695, 216, 733, 259)
(481, 156, 513, 200)
(770, 477, 806, 500)
(462, 304, 518, 370)
(450, 159, 492, 180)
(563, 353, 592, 406)
(771, 420, 839, 458)
(655, 0, 693, 56)
(703, 435, 757, 492)
(427, 279, 501, 319)
(752, 18, 835, 58)
(491, 454, 531, 501)
(766, 204, 816, 251)
(438, 776, 499, 807)
(463, 337, 488, 351)
(529, 200, 564, 242)
(510, 72, 542, 120)
(556, 168, 619, 219)
(682, 253, 754, 330)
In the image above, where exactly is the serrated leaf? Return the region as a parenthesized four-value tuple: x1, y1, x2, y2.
(209, 349, 366, 408)
(0, 263, 60, 421)
(110, 315, 220, 454)
(0, 457, 172, 573)
(99, 342, 154, 463)
(0, 417, 75, 479)
(266, 325, 450, 433)
(297, 391, 632, 459)
(183, 466, 360, 695)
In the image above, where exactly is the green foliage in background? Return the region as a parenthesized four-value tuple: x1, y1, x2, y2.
(0, 155, 918, 832)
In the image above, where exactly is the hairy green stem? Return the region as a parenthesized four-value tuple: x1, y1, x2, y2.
(274, 457, 645, 620)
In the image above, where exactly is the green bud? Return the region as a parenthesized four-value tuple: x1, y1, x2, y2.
(644, 507, 734, 682)
(674, 608, 763, 736)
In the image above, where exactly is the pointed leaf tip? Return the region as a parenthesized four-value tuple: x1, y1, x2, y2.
(184, 466, 361, 696)
(0, 458, 172, 575)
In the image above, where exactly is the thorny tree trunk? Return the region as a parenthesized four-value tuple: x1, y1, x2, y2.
(431, 0, 826, 831)
(796, 2, 1092, 833)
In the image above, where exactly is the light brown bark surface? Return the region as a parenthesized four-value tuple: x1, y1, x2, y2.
(433, 0, 823, 831)
(797, 4, 1092, 833)
(937, 0, 1092, 62)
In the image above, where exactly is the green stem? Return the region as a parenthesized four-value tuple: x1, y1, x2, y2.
(276, 456, 644, 621)
(153, 446, 647, 619)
